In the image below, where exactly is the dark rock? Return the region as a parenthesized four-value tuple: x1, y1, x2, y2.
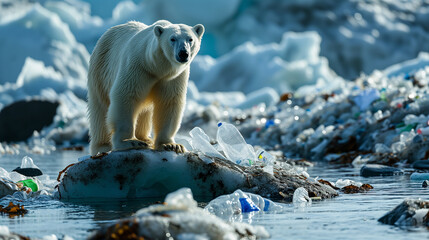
(413, 135, 424, 144)
(378, 199, 429, 226)
(413, 160, 429, 170)
(360, 164, 403, 177)
(341, 183, 374, 194)
(423, 180, 429, 188)
(58, 150, 338, 201)
(0, 99, 59, 142)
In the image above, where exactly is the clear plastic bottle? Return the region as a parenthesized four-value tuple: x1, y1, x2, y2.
(216, 122, 256, 166)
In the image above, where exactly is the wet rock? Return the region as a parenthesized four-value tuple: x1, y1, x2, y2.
(89, 188, 269, 240)
(360, 164, 403, 177)
(0, 99, 59, 142)
(0, 179, 18, 198)
(58, 150, 338, 201)
(423, 180, 429, 188)
(341, 183, 374, 194)
(378, 199, 429, 226)
(412, 160, 429, 170)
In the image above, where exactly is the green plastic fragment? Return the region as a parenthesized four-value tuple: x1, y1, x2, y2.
(18, 179, 38, 192)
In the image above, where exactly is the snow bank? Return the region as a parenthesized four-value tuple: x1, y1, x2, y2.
(191, 31, 344, 94)
(0, 4, 89, 86)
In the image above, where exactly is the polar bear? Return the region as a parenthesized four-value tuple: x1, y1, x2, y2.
(87, 20, 204, 155)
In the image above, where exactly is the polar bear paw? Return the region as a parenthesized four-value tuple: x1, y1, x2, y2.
(159, 143, 186, 154)
(113, 139, 152, 152)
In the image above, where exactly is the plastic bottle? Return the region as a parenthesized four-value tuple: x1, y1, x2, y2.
(189, 127, 224, 159)
(417, 126, 429, 135)
(204, 189, 284, 218)
(216, 122, 256, 166)
(256, 149, 275, 174)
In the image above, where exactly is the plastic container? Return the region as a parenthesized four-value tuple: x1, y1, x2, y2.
(292, 187, 311, 205)
(417, 126, 429, 135)
(204, 189, 284, 217)
(189, 127, 225, 159)
(17, 179, 38, 192)
(216, 122, 256, 166)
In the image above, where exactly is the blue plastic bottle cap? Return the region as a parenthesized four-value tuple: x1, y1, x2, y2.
(218, 122, 222, 127)
(239, 197, 260, 212)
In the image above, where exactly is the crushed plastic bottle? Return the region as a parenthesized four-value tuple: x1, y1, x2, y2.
(256, 149, 275, 174)
(216, 122, 256, 166)
(353, 88, 380, 111)
(417, 126, 429, 135)
(189, 127, 225, 159)
(292, 187, 311, 205)
(204, 189, 284, 218)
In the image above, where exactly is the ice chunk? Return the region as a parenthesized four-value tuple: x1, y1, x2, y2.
(0, 226, 10, 235)
(410, 172, 429, 181)
(233, 87, 279, 109)
(216, 122, 256, 166)
(292, 187, 311, 205)
(164, 187, 197, 209)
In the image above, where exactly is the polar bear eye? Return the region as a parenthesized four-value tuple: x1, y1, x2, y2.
(189, 38, 193, 42)
(170, 38, 176, 42)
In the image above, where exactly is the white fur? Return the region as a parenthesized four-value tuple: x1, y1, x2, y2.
(87, 20, 204, 155)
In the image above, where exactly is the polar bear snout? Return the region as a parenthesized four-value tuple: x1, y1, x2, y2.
(177, 49, 189, 63)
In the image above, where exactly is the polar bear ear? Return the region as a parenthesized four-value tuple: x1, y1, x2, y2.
(154, 25, 164, 37)
(193, 24, 205, 38)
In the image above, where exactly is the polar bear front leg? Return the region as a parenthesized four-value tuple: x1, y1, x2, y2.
(107, 96, 151, 152)
(153, 97, 186, 153)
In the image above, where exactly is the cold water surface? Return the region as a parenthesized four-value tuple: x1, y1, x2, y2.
(1, 151, 429, 239)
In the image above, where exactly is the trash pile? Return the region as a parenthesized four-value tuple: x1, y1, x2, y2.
(182, 57, 429, 168)
(0, 156, 53, 199)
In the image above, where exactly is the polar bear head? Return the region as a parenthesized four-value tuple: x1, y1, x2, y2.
(154, 21, 204, 65)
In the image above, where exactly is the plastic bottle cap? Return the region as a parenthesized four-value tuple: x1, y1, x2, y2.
(217, 122, 222, 127)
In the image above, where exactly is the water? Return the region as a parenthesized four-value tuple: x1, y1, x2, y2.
(1, 150, 429, 239)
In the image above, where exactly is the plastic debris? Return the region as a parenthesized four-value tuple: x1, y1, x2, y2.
(17, 179, 38, 192)
(292, 187, 311, 205)
(204, 189, 284, 218)
(217, 122, 256, 166)
(12, 156, 43, 177)
(189, 127, 225, 159)
(352, 88, 380, 111)
(91, 188, 271, 240)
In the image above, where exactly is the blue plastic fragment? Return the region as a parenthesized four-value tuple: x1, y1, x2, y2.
(239, 197, 260, 212)
(265, 119, 275, 128)
(263, 199, 270, 211)
(218, 122, 223, 127)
